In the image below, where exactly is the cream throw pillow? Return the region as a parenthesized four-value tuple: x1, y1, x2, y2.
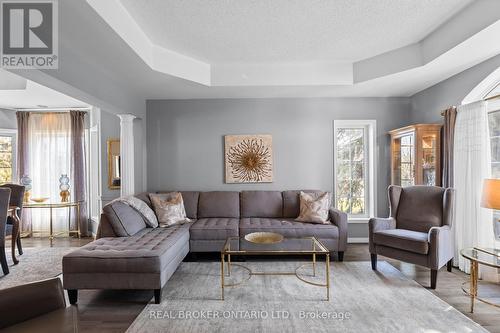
(295, 191, 331, 224)
(149, 192, 191, 227)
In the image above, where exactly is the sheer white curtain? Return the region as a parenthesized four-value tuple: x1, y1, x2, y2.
(28, 113, 72, 234)
(453, 101, 496, 280)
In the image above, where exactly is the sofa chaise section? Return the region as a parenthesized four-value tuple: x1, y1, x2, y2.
(63, 200, 190, 305)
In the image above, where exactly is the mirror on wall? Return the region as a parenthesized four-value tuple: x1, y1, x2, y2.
(107, 138, 120, 189)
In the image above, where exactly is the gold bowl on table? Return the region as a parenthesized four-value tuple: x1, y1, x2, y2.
(30, 197, 50, 203)
(244, 232, 284, 244)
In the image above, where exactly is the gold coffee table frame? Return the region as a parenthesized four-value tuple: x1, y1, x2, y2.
(221, 236, 330, 301)
(460, 247, 500, 313)
(22, 201, 83, 242)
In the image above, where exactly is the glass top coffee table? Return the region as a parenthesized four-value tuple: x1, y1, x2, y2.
(220, 233, 331, 301)
(460, 247, 500, 313)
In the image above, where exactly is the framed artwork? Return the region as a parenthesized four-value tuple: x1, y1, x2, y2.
(224, 134, 273, 183)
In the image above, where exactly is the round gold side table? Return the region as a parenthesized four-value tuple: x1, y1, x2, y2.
(460, 247, 500, 313)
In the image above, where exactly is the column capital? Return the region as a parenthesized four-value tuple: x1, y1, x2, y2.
(117, 113, 137, 122)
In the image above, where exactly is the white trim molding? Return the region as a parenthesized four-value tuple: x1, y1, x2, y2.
(118, 114, 136, 196)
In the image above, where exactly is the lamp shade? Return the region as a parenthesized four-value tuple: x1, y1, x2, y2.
(481, 179, 500, 209)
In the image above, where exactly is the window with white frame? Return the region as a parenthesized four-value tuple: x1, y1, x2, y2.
(0, 129, 17, 184)
(334, 120, 376, 218)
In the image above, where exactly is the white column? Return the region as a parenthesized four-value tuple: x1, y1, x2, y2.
(118, 114, 136, 196)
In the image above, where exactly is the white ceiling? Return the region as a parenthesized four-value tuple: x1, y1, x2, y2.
(0, 70, 88, 109)
(120, 0, 472, 63)
(8, 0, 500, 102)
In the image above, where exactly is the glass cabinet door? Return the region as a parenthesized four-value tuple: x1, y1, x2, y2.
(421, 133, 437, 186)
(392, 133, 415, 187)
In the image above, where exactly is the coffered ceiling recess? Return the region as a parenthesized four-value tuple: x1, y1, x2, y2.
(86, 0, 500, 97)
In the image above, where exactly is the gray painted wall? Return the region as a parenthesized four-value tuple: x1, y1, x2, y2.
(0, 109, 17, 129)
(411, 54, 500, 123)
(147, 98, 412, 238)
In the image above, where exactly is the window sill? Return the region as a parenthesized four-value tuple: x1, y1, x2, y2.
(348, 217, 370, 224)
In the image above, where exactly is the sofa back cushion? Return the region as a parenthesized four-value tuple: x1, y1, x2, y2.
(102, 201, 147, 236)
(198, 191, 240, 218)
(282, 190, 325, 218)
(396, 186, 444, 233)
(157, 191, 199, 219)
(240, 191, 283, 218)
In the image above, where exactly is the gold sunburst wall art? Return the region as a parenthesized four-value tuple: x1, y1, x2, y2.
(225, 134, 273, 183)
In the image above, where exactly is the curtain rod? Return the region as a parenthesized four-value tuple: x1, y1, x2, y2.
(14, 107, 90, 112)
(440, 93, 500, 116)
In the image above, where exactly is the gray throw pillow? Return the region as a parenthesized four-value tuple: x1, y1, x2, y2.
(120, 195, 159, 228)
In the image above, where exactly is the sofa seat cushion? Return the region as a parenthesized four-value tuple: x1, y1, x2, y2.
(240, 218, 339, 239)
(63, 225, 190, 274)
(373, 229, 429, 255)
(189, 218, 239, 240)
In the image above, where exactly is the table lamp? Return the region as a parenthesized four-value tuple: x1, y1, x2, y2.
(481, 178, 500, 241)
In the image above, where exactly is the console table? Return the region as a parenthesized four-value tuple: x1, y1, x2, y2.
(460, 247, 500, 313)
(22, 201, 83, 243)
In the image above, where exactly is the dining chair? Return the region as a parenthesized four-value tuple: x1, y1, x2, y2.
(1, 184, 25, 255)
(0, 187, 11, 275)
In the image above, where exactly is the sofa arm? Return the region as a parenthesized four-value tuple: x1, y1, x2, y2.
(329, 208, 348, 252)
(368, 217, 396, 253)
(428, 225, 453, 269)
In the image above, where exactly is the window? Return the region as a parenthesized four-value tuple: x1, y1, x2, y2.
(334, 120, 376, 218)
(488, 110, 500, 178)
(0, 129, 17, 183)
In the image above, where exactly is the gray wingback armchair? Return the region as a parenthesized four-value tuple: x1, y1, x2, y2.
(369, 185, 455, 289)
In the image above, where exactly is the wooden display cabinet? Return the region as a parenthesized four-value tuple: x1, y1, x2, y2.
(389, 124, 442, 187)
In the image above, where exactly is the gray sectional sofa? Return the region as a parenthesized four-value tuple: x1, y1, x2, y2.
(63, 190, 347, 304)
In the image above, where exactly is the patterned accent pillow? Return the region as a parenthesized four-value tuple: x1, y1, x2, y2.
(149, 192, 191, 227)
(295, 191, 331, 224)
(120, 195, 159, 228)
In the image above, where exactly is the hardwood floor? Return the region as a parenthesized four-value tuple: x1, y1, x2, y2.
(20, 238, 500, 332)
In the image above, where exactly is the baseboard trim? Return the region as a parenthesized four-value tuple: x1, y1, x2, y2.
(348, 237, 368, 243)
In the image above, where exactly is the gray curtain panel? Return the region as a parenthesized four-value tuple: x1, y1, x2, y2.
(15, 111, 31, 232)
(70, 111, 89, 237)
(442, 106, 457, 188)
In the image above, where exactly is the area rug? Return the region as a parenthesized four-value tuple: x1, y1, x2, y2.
(127, 261, 486, 333)
(0, 247, 73, 290)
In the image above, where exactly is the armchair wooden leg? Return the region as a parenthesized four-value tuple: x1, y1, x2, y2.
(337, 251, 344, 262)
(154, 289, 162, 304)
(370, 253, 377, 270)
(446, 259, 453, 272)
(0, 246, 9, 275)
(431, 269, 438, 289)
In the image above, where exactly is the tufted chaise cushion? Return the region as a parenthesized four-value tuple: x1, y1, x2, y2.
(63, 224, 190, 274)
